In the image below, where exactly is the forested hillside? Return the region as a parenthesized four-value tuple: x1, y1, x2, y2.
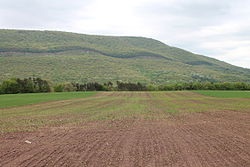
(0, 29, 250, 84)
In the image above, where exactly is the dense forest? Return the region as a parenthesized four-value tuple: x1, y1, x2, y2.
(1, 77, 250, 94)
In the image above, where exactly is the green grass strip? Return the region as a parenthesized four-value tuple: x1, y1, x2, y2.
(0, 91, 97, 108)
(194, 90, 250, 98)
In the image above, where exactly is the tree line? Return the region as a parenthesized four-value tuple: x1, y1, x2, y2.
(0, 77, 250, 94)
(0, 78, 51, 94)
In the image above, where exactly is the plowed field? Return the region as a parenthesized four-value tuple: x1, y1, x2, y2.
(1, 92, 250, 167)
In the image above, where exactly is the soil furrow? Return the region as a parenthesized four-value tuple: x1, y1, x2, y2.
(1, 92, 250, 166)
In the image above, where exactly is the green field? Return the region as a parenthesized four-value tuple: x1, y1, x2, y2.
(1, 91, 250, 132)
(195, 90, 250, 98)
(0, 92, 96, 108)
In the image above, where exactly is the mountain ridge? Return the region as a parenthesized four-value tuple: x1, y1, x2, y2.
(0, 29, 249, 84)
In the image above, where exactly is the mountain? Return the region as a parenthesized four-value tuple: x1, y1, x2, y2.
(0, 29, 250, 84)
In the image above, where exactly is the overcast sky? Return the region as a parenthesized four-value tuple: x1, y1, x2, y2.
(0, 0, 249, 68)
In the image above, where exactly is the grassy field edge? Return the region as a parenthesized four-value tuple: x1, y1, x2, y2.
(194, 90, 250, 98)
(0, 91, 97, 108)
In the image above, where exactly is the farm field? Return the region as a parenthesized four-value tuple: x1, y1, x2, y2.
(0, 92, 96, 108)
(0, 91, 250, 166)
(195, 90, 250, 98)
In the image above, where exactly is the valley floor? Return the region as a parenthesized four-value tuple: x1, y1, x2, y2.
(0, 92, 250, 166)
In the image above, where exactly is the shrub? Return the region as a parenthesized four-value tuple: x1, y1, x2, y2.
(53, 84, 64, 92)
(1, 79, 20, 94)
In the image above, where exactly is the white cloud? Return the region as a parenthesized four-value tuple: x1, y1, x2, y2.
(201, 41, 250, 68)
(226, 46, 250, 68)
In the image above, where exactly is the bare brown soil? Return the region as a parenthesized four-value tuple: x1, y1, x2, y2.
(1, 109, 250, 167)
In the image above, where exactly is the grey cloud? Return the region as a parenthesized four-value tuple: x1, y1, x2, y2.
(0, 0, 91, 29)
